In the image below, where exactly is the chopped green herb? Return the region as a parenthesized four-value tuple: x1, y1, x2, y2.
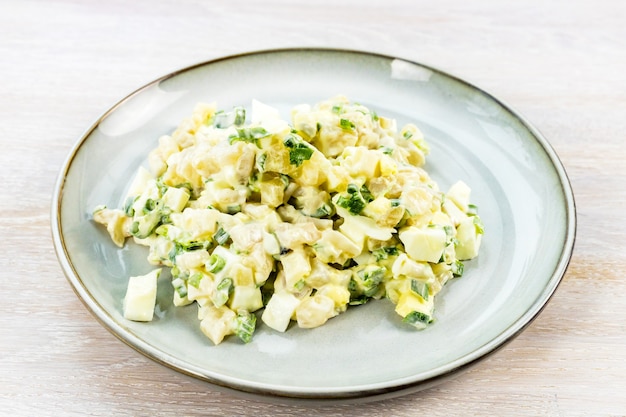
(473, 215, 485, 234)
(160, 207, 173, 225)
(168, 243, 183, 263)
(214, 107, 246, 128)
(351, 267, 385, 297)
(188, 273, 203, 289)
(410, 279, 429, 301)
(171, 277, 188, 298)
(290, 145, 314, 166)
(183, 241, 206, 251)
(283, 135, 296, 147)
(283, 135, 314, 166)
(247, 172, 260, 193)
(228, 126, 269, 147)
(255, 153, 267, 171)
(206, 254, 226, 273)
(130, 209, 162, 239)
(443, 225, 456, 244)
(337, 194, 365, 215)
(372, 246, 399, 261)
(233, 107, 246, 126)
(279, 174, 291, 190)
(175, 181, 194, 193)
(123, 196, 137, 217)
(340, 118, 355, 130)
(170, 266, 181, 278)
(260, 278, 275, 306)
(213, 277, 233, 307)
(349, 295, 369, 306)
(336, 183, 372, 215)
(212, 110, 226, 128)
(293, 279, 306, 291)
(311, 203, 334, 218)
(143, 198, 157, 213)
(452, 259, 464, 277)
(213, 227, 230, 246)
(342, 258, 358, 269)
(359, 184, 374, 203)
(155, 180, 168, 196)
(348, 277, 358, 293)
(403, 311, 432, 327)
(234, 310, 256, 343)
(226, 204, 241, 214)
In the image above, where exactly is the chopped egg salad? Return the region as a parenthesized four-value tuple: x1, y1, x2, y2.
(93, 96, 484, 345)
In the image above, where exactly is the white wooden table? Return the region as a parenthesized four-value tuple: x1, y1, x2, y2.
(1, 1, 625, 415)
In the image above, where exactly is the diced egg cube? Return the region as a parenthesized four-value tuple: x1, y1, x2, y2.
(162, 186, 190, 212)
(199, 305, 236, 345)
(447, 181, 471, 212)
(123, 268, 161, 322)
(399, 226, 447, 263)
(455, 216, 482, 260)
(296, 294, 336, 328)
(229, 286, 263, 313)
(280, 249, 311, 288)
(261, 291, 302, 332)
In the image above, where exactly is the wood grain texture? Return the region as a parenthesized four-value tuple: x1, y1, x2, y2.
(1, 0, 625, 415)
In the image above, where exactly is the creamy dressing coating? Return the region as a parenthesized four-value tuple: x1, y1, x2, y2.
(93, 96, 484, 345)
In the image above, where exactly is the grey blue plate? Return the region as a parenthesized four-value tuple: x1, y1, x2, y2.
(52, 48, 576, 401)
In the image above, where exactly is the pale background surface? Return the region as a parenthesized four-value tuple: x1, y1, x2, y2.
(1, 1, 625, 416)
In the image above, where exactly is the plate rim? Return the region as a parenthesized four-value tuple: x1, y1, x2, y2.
(51, 47, 577, 401)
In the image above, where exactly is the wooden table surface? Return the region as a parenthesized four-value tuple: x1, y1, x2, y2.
(2, 0, 625, 415)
